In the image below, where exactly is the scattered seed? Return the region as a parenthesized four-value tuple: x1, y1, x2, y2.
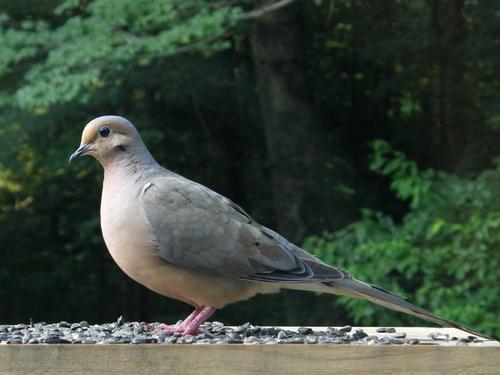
(0, 319, 478, 345)
(429, 332, 449, 341)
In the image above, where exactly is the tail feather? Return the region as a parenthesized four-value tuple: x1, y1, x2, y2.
(322, 278, 492, 340)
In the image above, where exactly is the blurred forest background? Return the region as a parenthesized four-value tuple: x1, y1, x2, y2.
(0, 0, 499, 336)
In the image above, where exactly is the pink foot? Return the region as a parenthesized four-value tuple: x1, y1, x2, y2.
(180, 306, 216, 335)
(157, 324, 181, 334)
(156, 306, 216, 336)
(156, 307, 202, 334)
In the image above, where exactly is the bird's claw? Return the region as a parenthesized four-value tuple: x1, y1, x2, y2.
(155, 323, 200, 336)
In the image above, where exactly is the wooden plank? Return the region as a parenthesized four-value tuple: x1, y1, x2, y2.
(1, 345, 499, 375)
(0, 327, 498, 375)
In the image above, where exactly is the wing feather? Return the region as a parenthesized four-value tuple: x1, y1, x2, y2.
(141, 174, 351, 282)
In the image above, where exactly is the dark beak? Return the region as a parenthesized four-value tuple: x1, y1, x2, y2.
(69, 144, 91, 163)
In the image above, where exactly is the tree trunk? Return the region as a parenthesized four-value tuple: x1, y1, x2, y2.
(249, 0, 317, 243)
(430, 0, 469, 172)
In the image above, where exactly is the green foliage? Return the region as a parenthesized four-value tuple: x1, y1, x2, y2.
(0, 0, 241, 108)
(305, 141, 500, 336)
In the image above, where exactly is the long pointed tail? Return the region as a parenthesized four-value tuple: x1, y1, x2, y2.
(319, 278, 492, 340)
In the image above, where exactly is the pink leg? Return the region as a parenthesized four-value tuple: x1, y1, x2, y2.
(158, 307, 202, 334)
(175, 308, 203, 330)
(182, 306, 216, 335)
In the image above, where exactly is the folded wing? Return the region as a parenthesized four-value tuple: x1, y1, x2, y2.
(141, 174, 351, 283)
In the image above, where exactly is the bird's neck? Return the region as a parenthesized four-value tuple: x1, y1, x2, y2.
(102, 147, 159, 184)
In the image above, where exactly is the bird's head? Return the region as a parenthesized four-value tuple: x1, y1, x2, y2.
(69, 115, 151, 168)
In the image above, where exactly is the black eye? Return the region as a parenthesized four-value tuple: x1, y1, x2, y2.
(99, 126, 110, 138)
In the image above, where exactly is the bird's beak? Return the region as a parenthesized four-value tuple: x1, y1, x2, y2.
(69, 144, 92, 163)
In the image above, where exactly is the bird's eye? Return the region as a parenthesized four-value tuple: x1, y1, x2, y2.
(99, 126, 111, 138)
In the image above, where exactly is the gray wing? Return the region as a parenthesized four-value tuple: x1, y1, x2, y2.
(141, 174, 351, 283)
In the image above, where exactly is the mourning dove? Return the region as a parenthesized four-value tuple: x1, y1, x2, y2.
(70, 115, 488, 338)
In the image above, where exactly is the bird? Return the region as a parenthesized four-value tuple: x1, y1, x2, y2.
(69, 115, 488, 338)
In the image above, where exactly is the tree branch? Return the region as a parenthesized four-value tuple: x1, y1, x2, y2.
(236, 0, 299, 20)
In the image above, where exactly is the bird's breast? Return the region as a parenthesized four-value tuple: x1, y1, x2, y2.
(100, 179, 158, 279)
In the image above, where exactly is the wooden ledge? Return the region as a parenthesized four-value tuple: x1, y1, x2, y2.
(1, 327, 498, 375)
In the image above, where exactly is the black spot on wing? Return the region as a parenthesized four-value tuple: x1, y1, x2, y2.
(261, 230, 274, 240)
